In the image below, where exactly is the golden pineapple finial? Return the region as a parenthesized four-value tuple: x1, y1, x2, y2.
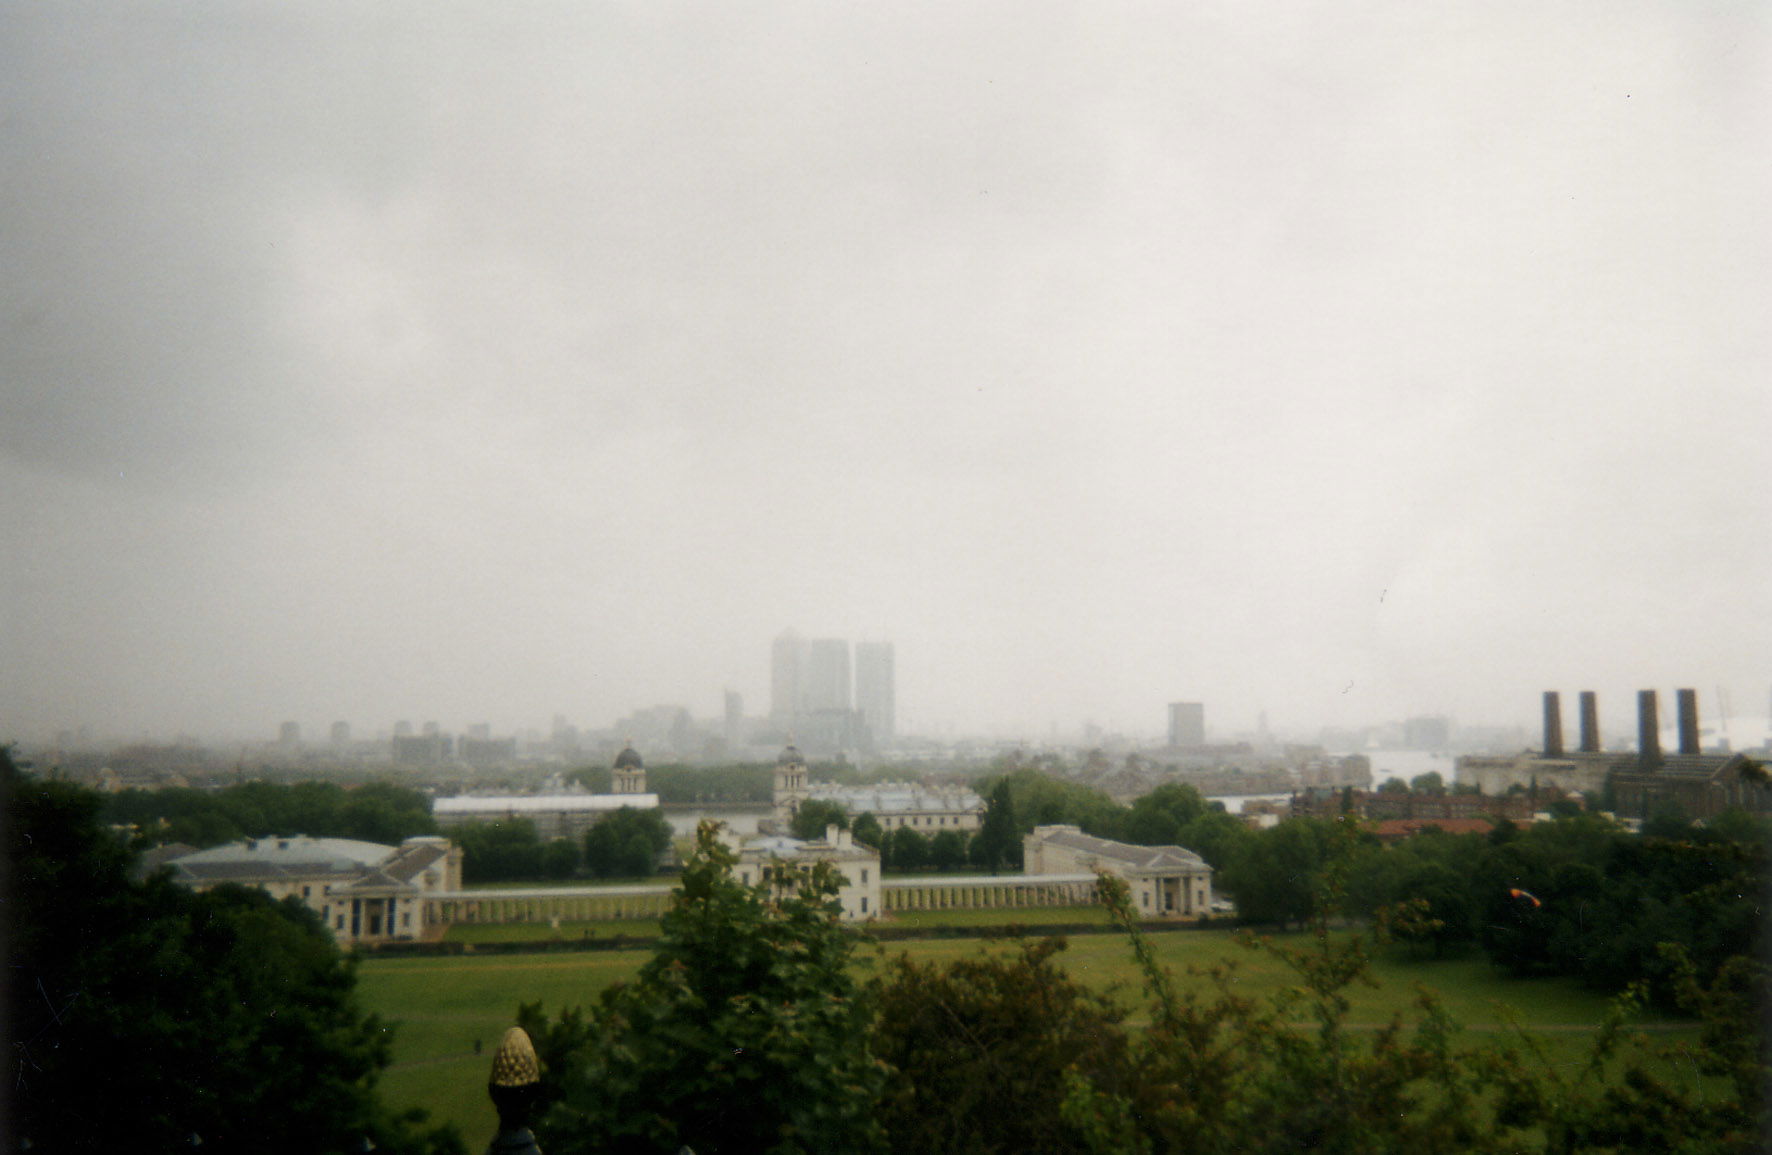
(489, 1026, 540, 1088)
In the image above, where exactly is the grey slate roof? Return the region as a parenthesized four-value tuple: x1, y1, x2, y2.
(1034, 826, 1208, 873)
(381, 840, 450, 883)
(165, 836, 413, 889)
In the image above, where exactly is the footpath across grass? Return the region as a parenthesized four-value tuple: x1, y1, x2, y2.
(357, 924, 1696, 1146)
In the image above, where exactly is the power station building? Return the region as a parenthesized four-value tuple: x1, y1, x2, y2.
(1456, 689, 1771, 820)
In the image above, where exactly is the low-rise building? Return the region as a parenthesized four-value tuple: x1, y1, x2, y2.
(733, 825, 881, 921)
(1023, 824, 1212, 919)
(163, 835, 460, 944)
(805, 780, 984, 833)
(432, 791, 663, 842)
(432, 744, 660, 841)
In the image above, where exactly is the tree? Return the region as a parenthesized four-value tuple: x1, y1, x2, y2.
(540, 837, 581, 879)
(1217, 819, 1340, 929)
(890, 825, 930, 872)
(5, 755, 459, 1154)
(851, 811, 885, 851)
(519, 822, 886, 1154)
(454, 818, 545, 883)
(1410, 771, 1447, 795)
(971, 779, 1021, 871)
(1641, 799, 1694, 839)
(1123, 782, 1209, 846)
(929, 828, 970, 871)
(582, 806, 672, 879)
(1060, 862, 1512, 1155)
(789, 798, 850, 840)
(871, 938, 1133, 1154)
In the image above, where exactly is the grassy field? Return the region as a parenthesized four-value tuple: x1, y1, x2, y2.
(442, 917, 664, 943)
(358, 922, 1698, 1145)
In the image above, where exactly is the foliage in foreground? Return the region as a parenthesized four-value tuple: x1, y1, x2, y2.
(870, 937, 1133, 1154)
(518, 822, 885, 1154)
(501, 809, 1766, 1154)
(1056, 820, 1770, 1155)
(5, 755, 461, 1155)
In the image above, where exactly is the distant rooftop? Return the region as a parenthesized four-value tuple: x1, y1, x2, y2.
(433, 793, 660, 815)
(1030, 825, 1208, 874)
(806, 781, 981, 814)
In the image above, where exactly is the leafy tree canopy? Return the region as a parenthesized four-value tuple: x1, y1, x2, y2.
(582, 806, 673, 879)
(4, 752, 459, 1155)
(520, 822, 886, 1154)
(789, 798, 850, 840)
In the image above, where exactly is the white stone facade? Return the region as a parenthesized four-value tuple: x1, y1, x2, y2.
(166, 835, 461, 944)
(1023, 824, 1212, 919)
(734, 825, 882, 921)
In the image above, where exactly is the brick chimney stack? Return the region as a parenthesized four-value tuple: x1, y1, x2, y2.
(1542, 691, 1564, 757)
(1676, 688, 1701, 756)
(1637, 690, 1661, 769)
(1578, 691, 1600, 753)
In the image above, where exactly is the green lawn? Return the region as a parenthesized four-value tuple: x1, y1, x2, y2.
(880, 903, 1117, 928)
(441, 917, 663, 943)
(357, 925, 1697, 1146)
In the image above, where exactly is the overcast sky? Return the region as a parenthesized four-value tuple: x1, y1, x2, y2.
(3, 2, 1768, 746)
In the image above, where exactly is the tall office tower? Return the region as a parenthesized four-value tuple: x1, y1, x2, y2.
(329, 721, 351, 747)
(278, 721, 301, 747)
(724, 690, 744, 745)
(1167, 701, 1205, 747)
(855, 642, 896, 742)
(771, 630, 808, 722)
(804, 639, 852, 713)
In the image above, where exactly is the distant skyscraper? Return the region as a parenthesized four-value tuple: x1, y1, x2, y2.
(804, 639, 852, 713)
(855, 642, 896, 742)
(1402, 715, 1451, 750)
(329, 721, 351, 746)
(771, 630, 808, 722)
(278, 721, 301, 747)
(724, 689, 744, 745)
(1167, 702, 1205, 747)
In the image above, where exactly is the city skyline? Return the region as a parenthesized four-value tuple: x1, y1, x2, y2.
(4, 5, 1767, 747)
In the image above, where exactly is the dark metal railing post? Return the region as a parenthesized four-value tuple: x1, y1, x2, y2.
(486, 1027, 543, 1155)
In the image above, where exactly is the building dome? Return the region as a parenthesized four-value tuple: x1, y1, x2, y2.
(778, 744, 804, 766)
(614, 745, 644, 770)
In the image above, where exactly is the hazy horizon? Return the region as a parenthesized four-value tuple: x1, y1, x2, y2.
(5, 4, 1768, 747)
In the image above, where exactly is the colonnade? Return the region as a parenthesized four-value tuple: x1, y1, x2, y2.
(423, 873, 1103, 927)
(880, 875, 1097, 913)
(425, 886, 674, 926)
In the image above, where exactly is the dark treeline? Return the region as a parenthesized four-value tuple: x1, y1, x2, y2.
(101, 779, 439, 847)
(452, 807, 674, 885)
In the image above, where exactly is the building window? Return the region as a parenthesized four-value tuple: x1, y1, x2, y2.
(861, 869, 868, 883)
(402, 912, 411, 928)
(861, 896, 868, 913)
(302, 885, 311, 899)
(1141, 892, 1150, 908)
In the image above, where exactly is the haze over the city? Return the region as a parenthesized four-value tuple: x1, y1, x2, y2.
(3, 3, 1768, 745)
